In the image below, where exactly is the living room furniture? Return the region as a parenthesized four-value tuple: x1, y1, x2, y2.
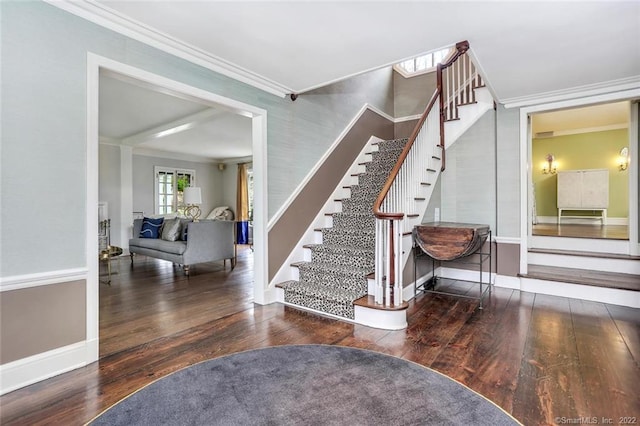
(412, 222, 491, 308)
(557, 169, 609, 224)
(98, 219, 123, 284)
(129, 218, 236, 275)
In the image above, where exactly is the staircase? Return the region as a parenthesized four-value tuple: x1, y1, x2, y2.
(274, 41, 493, 328)
(277, 138, 407, 319)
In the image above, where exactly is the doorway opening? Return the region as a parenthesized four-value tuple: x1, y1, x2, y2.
(530, 101, 631, 241)
(87, 54, 268, 363)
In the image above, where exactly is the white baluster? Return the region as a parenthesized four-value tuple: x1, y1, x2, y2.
(394, 218, 403, 306)
(375, 219, 383, 304)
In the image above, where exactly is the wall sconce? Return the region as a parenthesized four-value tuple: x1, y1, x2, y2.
(542, 154, 557, 174)
(618, 147, 629, 171)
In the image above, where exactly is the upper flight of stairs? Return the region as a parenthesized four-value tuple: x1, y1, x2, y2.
(276, 138, 407, 319)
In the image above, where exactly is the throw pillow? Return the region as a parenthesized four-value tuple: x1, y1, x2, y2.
(206, 206, 229, 220)
(161, 217, 182, 242)
(139, 217, 164, 239)
(181, 223, 189, 241)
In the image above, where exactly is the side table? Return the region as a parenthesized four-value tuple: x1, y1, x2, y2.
(100, 245, 123, 284)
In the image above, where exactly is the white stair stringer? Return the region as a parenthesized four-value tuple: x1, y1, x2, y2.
(270, 135, 383, 288)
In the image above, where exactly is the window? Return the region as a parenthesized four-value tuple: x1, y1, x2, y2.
(154, 166, 196, 215)
(394, 47, 453, 77)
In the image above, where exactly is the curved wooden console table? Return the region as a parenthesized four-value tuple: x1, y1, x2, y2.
(412, 222, 491, 308)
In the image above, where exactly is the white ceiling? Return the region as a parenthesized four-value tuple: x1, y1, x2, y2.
(99, 73, 253, 161)
(88, 1, 640, 160)
(532, 101, 630, 135)
(91, 0, 640, 101)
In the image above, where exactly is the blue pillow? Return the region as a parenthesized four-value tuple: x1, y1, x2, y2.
(140, 217, 164, 238)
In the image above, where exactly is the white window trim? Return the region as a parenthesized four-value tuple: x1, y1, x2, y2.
(153, 166, 196, 215)
(393, 47, 455, 79)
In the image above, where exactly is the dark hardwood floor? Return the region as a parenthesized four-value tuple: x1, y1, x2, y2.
(1, 246, 639, 425)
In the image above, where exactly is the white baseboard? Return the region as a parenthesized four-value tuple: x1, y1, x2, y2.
(402, 270, 438, 301)
(0, 340, 91, 395)
(416, 266, 638, 309)
(439, 267, 495, 284)
(494, 275, 522, 290)
(521, 277, 640, 309)
(353, 305, 407, 330)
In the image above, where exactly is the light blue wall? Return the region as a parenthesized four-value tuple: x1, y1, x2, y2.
(496, 105, 521, 237)
(441, 110, 497, 232)
(1, 1, 394, 276)
(131, 154, 223, 219)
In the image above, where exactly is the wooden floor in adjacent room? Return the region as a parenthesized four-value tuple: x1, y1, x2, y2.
(532, 223, 629, 240)
(1, 246, 638, 426)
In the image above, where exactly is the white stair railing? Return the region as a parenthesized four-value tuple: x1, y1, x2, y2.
(373, 40, 482, 307)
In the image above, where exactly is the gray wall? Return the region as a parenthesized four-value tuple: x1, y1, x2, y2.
(0, 1, 395, 366)
(0, 1, 395, 278)
(0, 280, 86, 364)
(441, 110, 497, 232)
(131, 154, 223, 219)
(495, 104, 521, 238)
(393, 70, 437, 117)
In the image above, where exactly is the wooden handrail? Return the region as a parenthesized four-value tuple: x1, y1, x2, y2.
(373, 40, 470, 220)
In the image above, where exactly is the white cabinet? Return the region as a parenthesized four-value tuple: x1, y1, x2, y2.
(557, 169, 609, 224)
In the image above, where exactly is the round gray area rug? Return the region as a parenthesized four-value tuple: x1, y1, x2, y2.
(89, 345, 520, 425)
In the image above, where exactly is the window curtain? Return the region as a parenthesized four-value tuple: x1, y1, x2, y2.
(236, 163, 250, 244)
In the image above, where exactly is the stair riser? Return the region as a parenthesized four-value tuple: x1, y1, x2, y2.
(365, 158, 400, 174)
(528, 252, 640, 275)
(331, 214, 375, 229)
(375, 139, 407, 152)
(347, 185, 378, 199)
(283, 292, 356, 319)
(310, 249, 374, 268)
(340, 198, 375, 214)
(298, 267, 369, 289)
(321, 229, 375, 249)
(358, 173, 390, 189)
(368, 151, 401, 162)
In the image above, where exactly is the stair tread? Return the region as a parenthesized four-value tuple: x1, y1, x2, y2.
(294, 261, 373, 275)
(279, 280, 366, 298)
(323, 227, 375, 235)
(520, 264, 640, 292)
(303, 243, 374, 254)
(353, 295, 409, 311)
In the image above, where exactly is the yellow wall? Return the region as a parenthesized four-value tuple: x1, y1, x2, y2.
(533, 129, 629, 218)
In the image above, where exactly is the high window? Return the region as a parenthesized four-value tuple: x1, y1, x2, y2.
(154, 166, 196, 215)
(394, 47, 453, 77)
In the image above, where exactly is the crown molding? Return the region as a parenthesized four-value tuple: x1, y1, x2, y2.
(45, 0, 290, 98)
(502, 76, 640, 109)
